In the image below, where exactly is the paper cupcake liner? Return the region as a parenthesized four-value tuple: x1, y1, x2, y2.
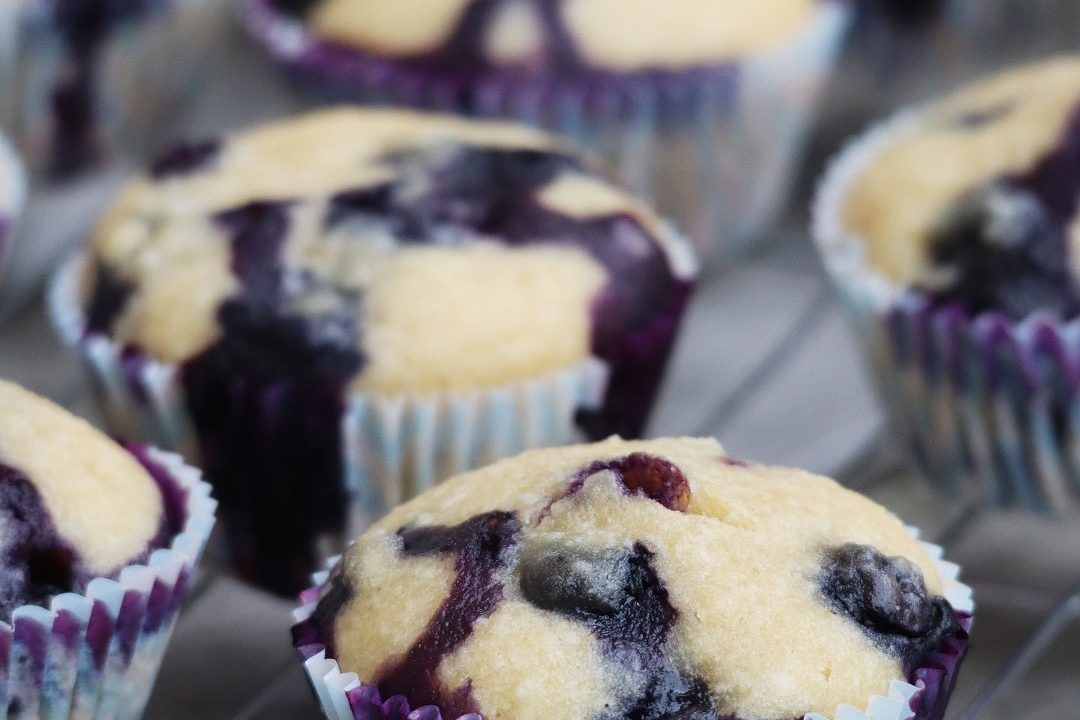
(241, 0, 851, 266)
(0, 131, 27, 288)
(813, 110, 1080, 517)
(0, 0, 225, 182)
(292, 529, 974, 720)
(49, 254, 620, 595)
(0, 446, 216, 720)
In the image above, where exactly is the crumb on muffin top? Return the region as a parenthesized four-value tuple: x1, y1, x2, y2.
(843, 56, 1080, 318)
(313, 436, 964, 720)
(83, 108, 690, 396)
(0, 380, 166, 619)
(277, 0, 820, 72)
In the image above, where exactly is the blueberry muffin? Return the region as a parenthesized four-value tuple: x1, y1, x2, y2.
(816, 55, 1080, 513)
(843, 56, 1080, 319)
(297, 437, 972, 720)
(0, 379, 184, 619)
(69, 108, 696, 594)
(0, 379, 215, 717)
(244, 0, 852, 260)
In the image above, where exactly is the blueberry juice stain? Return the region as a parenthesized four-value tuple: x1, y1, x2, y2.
(373, 512, 523, 717)
(180, 201, 363, 596)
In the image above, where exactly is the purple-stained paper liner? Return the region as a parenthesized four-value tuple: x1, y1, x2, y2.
(0, 132, 26, 289)
(49, 245, 696, 594)
(813, 109, 1080, 517)
(240, 0, 851, 266)
(0, 446, 216, 719)
(292, 529, 973, 720)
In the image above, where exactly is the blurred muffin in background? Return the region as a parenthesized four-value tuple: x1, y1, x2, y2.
(815, 55, 1080, 517)
(0, 379, 215, 718)
(50, 107, 697, 595)
(1, 0, 225, 180)
(0, 132, 25, 286)
(242, 0, 852, 265)
(294, 436, 973, 720)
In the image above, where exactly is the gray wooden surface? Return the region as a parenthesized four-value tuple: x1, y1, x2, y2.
(0, 18, 1077, 720)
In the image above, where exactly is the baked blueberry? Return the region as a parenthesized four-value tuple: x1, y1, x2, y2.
(927, 182, 1080, 318)
(820, 543, 961, 673)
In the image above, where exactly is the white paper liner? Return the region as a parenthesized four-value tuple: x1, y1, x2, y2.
(812, 105, 1080, 516)
(294, 528, 974, 720)
(241, 0, 851, 266)
(0, 130, 27, 286)
(49, 253, 611, 515)
(0, 447, 216, 719)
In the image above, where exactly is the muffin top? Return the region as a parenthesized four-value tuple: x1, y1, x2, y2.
(310, 437, 966, 720)
(270, 0, 820, 73)
(0, 380, 170, 622)
(843, 56, 1080, 319)
(82, 108, 691, 396)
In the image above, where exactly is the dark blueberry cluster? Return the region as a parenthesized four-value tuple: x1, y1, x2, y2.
(0, 463, 83, 622)
(820, 543, 960, 674)
(519, 539, 631, 616)
(927, 182, 1080, 318)
(372, 512, 522, 717)
(926, 103, 1080, 319)
(519, 539, 714, 719)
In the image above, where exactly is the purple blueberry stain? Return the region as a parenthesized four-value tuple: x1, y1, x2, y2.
(567, 453, 691, 512)
(819, 544, 962, 676)
(370, 512, 522, 716)
(519, 540, 716, 720)
(149, 139, 221, 180)
(182, 199, 363, 595)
